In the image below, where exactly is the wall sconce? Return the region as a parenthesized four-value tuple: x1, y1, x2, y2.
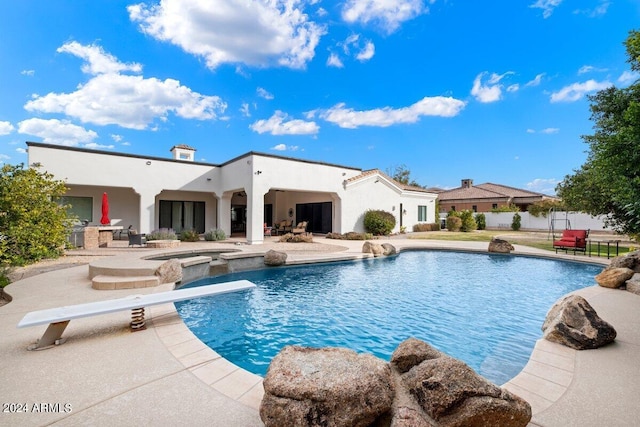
(255, 170, 262, 175)
(374, 178, 379, 183)
(403, 209, 407, 215)
(206, 178, 212, 181)
(392, 206, 396, 211)
(146, 161, 152, 165)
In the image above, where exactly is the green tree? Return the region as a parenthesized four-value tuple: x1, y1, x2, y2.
(0, 163, 73, 266)
(459, 209, 477, 232)
(557, 30, 640, 239)
(387, 164, 423, 188)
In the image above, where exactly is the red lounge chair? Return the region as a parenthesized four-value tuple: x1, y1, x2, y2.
(553, 229, 589, 254)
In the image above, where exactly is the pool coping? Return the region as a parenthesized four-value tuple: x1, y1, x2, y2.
(144, 242, 612, 414)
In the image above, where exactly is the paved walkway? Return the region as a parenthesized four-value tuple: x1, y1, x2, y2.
(1, 237, 638, 426)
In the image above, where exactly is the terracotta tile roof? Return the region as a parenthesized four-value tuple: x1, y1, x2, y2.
(345, 169, 434, 194)
(438, 181, 557, 201)
(170, 144, 196, 151)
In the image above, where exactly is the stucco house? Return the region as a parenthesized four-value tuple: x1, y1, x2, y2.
(26, 142, 438, 244)
(438, 179, 557, 213)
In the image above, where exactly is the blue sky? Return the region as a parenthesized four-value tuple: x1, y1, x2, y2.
(1, 1, 638, 194)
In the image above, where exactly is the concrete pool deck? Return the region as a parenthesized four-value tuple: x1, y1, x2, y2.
(1, 236, 639, 426)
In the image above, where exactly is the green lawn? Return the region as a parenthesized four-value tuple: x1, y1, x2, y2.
(408, 230, 632, 257)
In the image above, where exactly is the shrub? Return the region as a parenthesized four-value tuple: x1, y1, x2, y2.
(0, 163, 74, 266)
(459, 210, 477, 232)
(180, 229, 200, 242)
(146, 228, 177, 241)
(204, 228, 226, 241)
(527, 199, 565, 217)
(363, 210, 396, 235)
(446, 216, 462, 232)
(475, 213, 486, 230)
(412, 223, 440, 232)
(491, 204, 520, 213)
(511, 212, 522, 231)
(278, 233, 313, 243)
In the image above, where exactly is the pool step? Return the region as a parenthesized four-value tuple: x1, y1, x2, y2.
(92, 275, 160, 290)
(209, 259, 229, 276)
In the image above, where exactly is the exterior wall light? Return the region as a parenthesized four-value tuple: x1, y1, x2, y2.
(146, 161, 152, 165)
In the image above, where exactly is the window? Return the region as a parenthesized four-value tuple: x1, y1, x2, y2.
(492, 203, 498, 209)
(472, 205, 477, 212)
(179, 153, 190, 160)
(159, 200, 205, 233)
(59, 196, 93, 223)
(418, 205, 428, 222)
(451, 206, 456, 211)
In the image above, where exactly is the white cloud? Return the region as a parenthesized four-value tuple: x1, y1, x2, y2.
(17, 118, 98, 146)
(110, 134, 122, 142)
(541, 127, 559, 134)
(257, 87, 274, 100)
(83, 142, 115, 150)
(21, 70, 35, 76)
(0, 154, 10, 161)
(507, 84, 519, 92)
(526, 128, 535, 133)
(16, 148, 27, 154)
(58, 41, 142, 75)
(327, 53, 344, 68)
(619, 71, 639, 85)
(24, 42, 226, 130)
(316, 96, 466, 129)
(356, 41, 375, 61)
(471, 72, 513, 103)
(550, 79, 612, 103)
(271, 143, 299, 151)
(574, 1, 610, 17)
(578, 65, 607, 75)
(342, 0, 427, 34)
(128, 0, 326, 70)
(0, 121, 15, 135)
(250, 111, 319, 135)
(240, 102, 251, 117)
(526, 178, 559, 195)
(525, 73, 545, 87)
(530, 0, 562, 19)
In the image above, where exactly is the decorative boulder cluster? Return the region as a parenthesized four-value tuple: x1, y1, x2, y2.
(362, 242, 397, 257)
(488, 238, 514, 254)
(596, 250, 640, 294)
(260, 338, 532, 427)
(264, 249, 287, 266)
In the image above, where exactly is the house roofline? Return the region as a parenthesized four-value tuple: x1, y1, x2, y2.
(26, 142, 363, 172)
(26, 142, 220, 167)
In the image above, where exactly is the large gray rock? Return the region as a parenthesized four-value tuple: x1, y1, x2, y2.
(390, 337, 445, 374)
(398, 349, 531, 426)
(382, 243, 397, 256)
(626, 273, 640, 295)
(154, 259, 182, 284)
(542, 295, 616, 350)
(363, 241, 385, 257)
(595, 267, 634, 288)
(609, 250, 640, 272)
(264, 249, 287, 266)
(260, 346, 394, 427)
(488, 238, 514, 254)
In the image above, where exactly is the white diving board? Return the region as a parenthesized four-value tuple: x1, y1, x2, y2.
(17, 280, 256, 350)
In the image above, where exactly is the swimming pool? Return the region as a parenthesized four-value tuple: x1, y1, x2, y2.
(175, 251, 602, 385)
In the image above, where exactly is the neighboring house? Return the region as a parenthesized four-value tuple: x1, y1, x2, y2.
(438, 179, 557, 213)
(26, 142, 438, 244)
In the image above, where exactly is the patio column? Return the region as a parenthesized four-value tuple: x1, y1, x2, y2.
(217, 193, 232, 237)
(245, 187, 265, 245)
(133, 189, 159, 234)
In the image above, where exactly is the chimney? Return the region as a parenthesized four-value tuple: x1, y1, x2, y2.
(461, 179, 473, 188)
(170, 144, 196, 162)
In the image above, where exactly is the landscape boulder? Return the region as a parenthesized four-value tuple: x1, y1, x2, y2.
(626, 273, 640, 295)
(382, 243, 397, 256)
(363, 241, 385, 257)
(390, 338, 531, 427)
(260, 346, 394, 427)
(154, 259, 182, 284)
(488, 238, 514, 254)
(595, 267, 635, 289)
(264, 249, 287, 266)
(542, 295, 616, 350)
(609, 250, 640, 272)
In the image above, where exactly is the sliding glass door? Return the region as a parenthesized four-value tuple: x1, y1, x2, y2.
(159, 200, 205, 233)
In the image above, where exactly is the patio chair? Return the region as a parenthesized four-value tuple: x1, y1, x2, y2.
(128, 229, 146, 247)
(264, 223, 272, 237)
(292, 221, 308, 235)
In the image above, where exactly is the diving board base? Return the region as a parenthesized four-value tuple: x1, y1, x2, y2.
(27, 321, 70, 351)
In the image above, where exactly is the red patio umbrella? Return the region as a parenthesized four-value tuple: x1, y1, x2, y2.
(100, 192, 110, 225)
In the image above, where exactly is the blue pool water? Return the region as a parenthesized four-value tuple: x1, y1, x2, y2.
(175, 251, 602, 384)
